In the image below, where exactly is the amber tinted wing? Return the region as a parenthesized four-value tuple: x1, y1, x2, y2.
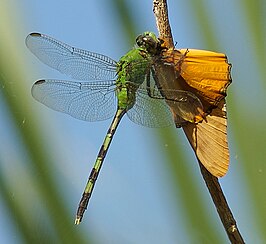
(159, 47, 231, 176)
(178, 49, 232, 106)
(178, 49, 231, 176)
(150, 57, 205, 125)
(182, 99, 229, 177)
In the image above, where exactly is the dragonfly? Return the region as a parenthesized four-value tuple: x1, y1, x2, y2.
(26, 32, 205, 224)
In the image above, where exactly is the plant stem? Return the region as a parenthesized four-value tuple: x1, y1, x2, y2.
(152, 0, 245, 243)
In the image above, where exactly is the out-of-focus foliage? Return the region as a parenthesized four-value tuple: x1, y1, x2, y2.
(0, 0, 265, 243)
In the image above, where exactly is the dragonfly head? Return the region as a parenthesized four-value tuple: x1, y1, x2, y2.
(136, 32, 163, 55)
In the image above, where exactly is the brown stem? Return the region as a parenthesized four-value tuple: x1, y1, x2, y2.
(198, 161, 245, 243)
(153, 0, 174, 47)
(153, 0, 245, 243)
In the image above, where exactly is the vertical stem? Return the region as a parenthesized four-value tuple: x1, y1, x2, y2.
(198, 163, 245, 243)
(152, 0, 244, 243)
(153, 0, 174, 47)
(75, 108, 126, 224)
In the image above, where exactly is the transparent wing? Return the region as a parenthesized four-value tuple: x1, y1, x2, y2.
(26, 33, 117, 81)
(126, 72, 174, 127)
(127, 87, 175, 128)
(126, 70, 204, 127)
(31, 79, 117, 121)
(160, 89, 204, 123)
(150, 63, 205, 123)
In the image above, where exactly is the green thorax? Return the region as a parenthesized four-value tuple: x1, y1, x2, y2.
(116, 47, 151, 110)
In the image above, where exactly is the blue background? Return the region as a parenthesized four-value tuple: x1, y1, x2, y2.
(0, 0, 265, 243)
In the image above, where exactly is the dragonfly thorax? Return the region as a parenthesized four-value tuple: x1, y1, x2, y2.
(116, 47, 152, 110)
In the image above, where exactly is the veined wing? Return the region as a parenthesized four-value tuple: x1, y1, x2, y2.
(148, 59, 205, 124)
(26, 33, 117, 81)
(124, 66, 174, 127)
(127, 86, 175, 128)
(31, 79, 117, 121)
(161, 89, 205, 124)
(126, 70, 204, 127)
(183, 99, 229, 177)
(179, 49, 232, 106)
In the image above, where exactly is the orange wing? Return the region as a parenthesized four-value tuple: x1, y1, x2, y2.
(182, 99, 229, 177)
(159, 47, 232, 177)
(177, 49, 232, 107)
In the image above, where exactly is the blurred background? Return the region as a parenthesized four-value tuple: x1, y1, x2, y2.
(0, 0, 265, 243)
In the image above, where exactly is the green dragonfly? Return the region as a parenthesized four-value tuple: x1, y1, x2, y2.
(26, 32, 204, 224)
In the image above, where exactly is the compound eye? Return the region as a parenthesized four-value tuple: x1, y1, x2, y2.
(136, 34, 145, 47)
